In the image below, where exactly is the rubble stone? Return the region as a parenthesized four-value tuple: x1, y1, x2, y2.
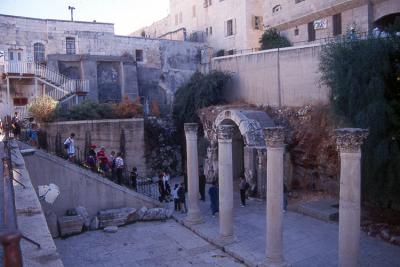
(141, 207, 167, 221)
(104, 226, 118, 233)
(75, 206, 90, 229)
(89, 216, 99, 231)
(58, 215, 84, 237)
(98, 207, 138, 228)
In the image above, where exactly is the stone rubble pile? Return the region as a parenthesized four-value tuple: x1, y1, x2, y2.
(51, 206, 171, 237)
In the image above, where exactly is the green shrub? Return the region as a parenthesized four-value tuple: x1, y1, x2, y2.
(28, 95, 57, 122)
(259, 28, 291, 50)
(320, 36, 400, 209)
(173, 71, 232, 130)
(53, 101, 117, 121)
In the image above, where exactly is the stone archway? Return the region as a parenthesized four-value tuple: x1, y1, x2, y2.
(201, 107, 274, 198)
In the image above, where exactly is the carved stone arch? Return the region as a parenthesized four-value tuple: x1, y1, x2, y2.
(214, 109, 275, 148)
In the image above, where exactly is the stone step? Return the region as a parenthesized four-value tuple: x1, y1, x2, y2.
(296, 199, 339, 222)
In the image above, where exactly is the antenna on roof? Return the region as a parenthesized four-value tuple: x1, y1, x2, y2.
(68, 6, 75, 21)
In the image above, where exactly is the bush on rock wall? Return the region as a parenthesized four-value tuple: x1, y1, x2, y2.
(28, 95, 58, 122)
(320, 35, 400, 209)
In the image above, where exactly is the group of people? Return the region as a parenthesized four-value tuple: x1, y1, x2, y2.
(4, 112, 39, 146)
(63, 132, 138, 188)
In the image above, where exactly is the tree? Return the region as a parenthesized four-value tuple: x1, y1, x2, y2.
(259, 28, 291, 50)
(320, 35, 400, 209)
(28, 95, 57, 122)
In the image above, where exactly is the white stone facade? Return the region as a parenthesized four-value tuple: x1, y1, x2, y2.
(132, 0, 399, 52)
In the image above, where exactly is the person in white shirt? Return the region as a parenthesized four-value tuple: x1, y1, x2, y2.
(64, 133, 76, 162)
(172, 184, 180, 211)
(115, 152, 124, 185)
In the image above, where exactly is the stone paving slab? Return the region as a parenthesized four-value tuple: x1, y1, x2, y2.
(55, 220, 245, 267)
(296, 199, 339, 222)
(170, 184, 400, 267)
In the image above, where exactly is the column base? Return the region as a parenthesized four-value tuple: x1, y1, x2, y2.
(215, 234, 236, 246)
(259, 258, 290, 267)
(183, 212, 203, 226)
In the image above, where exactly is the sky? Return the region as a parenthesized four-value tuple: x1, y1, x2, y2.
(0, 0, 170, 35)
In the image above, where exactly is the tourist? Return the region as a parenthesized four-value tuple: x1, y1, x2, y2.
(208, 181, 219, 217)
(178, 183, 186, 213)
(64, 133, 76, 162)
(26, 117, 34, 141)
(109, 151, 116, 180)
(11, 112, 21, 139)
(239, 175, 247, 207)
(163, 171, 171, 201)
(157, 173, 166, 202)
(0, 118, 3, 135)
(130, 167, 138, 190)
(283, 183, 288, 212)
(172, 184, 180, 211)
(199, 173, 206, 201)
(97, 146, 109, 175)
(115, 152, 124, 185)
(29, 123, 39, 147)
(87, 144, 97, 171)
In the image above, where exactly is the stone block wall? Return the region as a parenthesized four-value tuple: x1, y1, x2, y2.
(212, 44, 330, 107)
(41, 118, 146, 176)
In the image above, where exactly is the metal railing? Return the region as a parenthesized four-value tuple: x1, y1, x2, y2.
(0, 116, 23, 267)
(4, 61, 90, 101)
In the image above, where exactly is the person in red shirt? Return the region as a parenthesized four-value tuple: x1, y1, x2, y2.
(97, 147, 109, 175)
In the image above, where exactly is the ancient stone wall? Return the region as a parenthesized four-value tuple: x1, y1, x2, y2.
(24, 149, 158, 217)
(212, 44, 330, 107)
(41, 118, 146, 176)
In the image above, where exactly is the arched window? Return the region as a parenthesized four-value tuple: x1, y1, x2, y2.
(33, 43, 45, 62)
(272, 5, 282, 14)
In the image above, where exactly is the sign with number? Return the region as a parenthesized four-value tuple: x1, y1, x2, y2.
(314, 19, 328, 30)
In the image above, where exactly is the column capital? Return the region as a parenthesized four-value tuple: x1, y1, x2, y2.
(217, 125, 235, 140)
(184, 123, 198, 135)
(263, 127, 285, 148)
(334, 128, 368, 153)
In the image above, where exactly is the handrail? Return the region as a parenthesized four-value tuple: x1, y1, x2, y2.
(0, 116, 23, 267)
(4, 61, 90, 100)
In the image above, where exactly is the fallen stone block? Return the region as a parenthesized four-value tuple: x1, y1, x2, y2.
(141, 208, 167, 221)
(90, 216, 99, 231)
(104, 226, 118, 233)
(98, 207, 138, 228)
(75, 206, 90, 229)
(138, 207, 148, 220)
(58, 215, 84, 237)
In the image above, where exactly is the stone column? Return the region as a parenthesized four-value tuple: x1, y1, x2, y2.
(184, 123, 203, 225)
(257, 148, 266, 198)
(217, 125, 235, 244)
(262, 127, 288, 267)
(335, 128, 368, 267)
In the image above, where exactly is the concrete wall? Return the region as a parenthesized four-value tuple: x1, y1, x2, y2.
(212, 44, 329, 107)
(24, 149, 158, 217)
(41, 118, 146, 176)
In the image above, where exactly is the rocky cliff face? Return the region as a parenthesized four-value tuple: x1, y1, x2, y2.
(265, 105, 339, 194)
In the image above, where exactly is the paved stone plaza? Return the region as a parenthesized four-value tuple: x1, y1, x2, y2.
(55, 220, 244, 267)
(172, 186, 400, 267)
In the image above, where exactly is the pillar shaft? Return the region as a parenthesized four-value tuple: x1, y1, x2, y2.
(184, 123, 202, 225)
(262, 127, 288, 267)
(335, 128, 368, 267)
(217, 125, 235, 240)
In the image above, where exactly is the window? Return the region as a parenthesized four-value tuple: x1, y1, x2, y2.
(193, 5, 196, 17)
(308, 21, 316, 41)
(206, 28, 209, 36)
(136, 49, 144, 62)
(210, 26, 213, 35)
(294, 28, 299, 36)
(333, 13, 342, 36)
(66, 37, 76, 54)
(295, 0, 305, 3)
(272, 5, 282, 13)
(9, 51, 13, 61)
(204, 0, 212, 7)
(13, 98, 28, 106)
(175, 14, 179, 25)
(17, 52, 21, 61)
(226, 19, 234, 36)
(209, 0, 212, 5)
(179, 12, 183, 23)
(33, 43, 45, 62)
(253, 16, 263, 30)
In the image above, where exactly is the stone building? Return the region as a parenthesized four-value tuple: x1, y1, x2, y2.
(0, 14, 207, 117)
(132, 0, 399, 53)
